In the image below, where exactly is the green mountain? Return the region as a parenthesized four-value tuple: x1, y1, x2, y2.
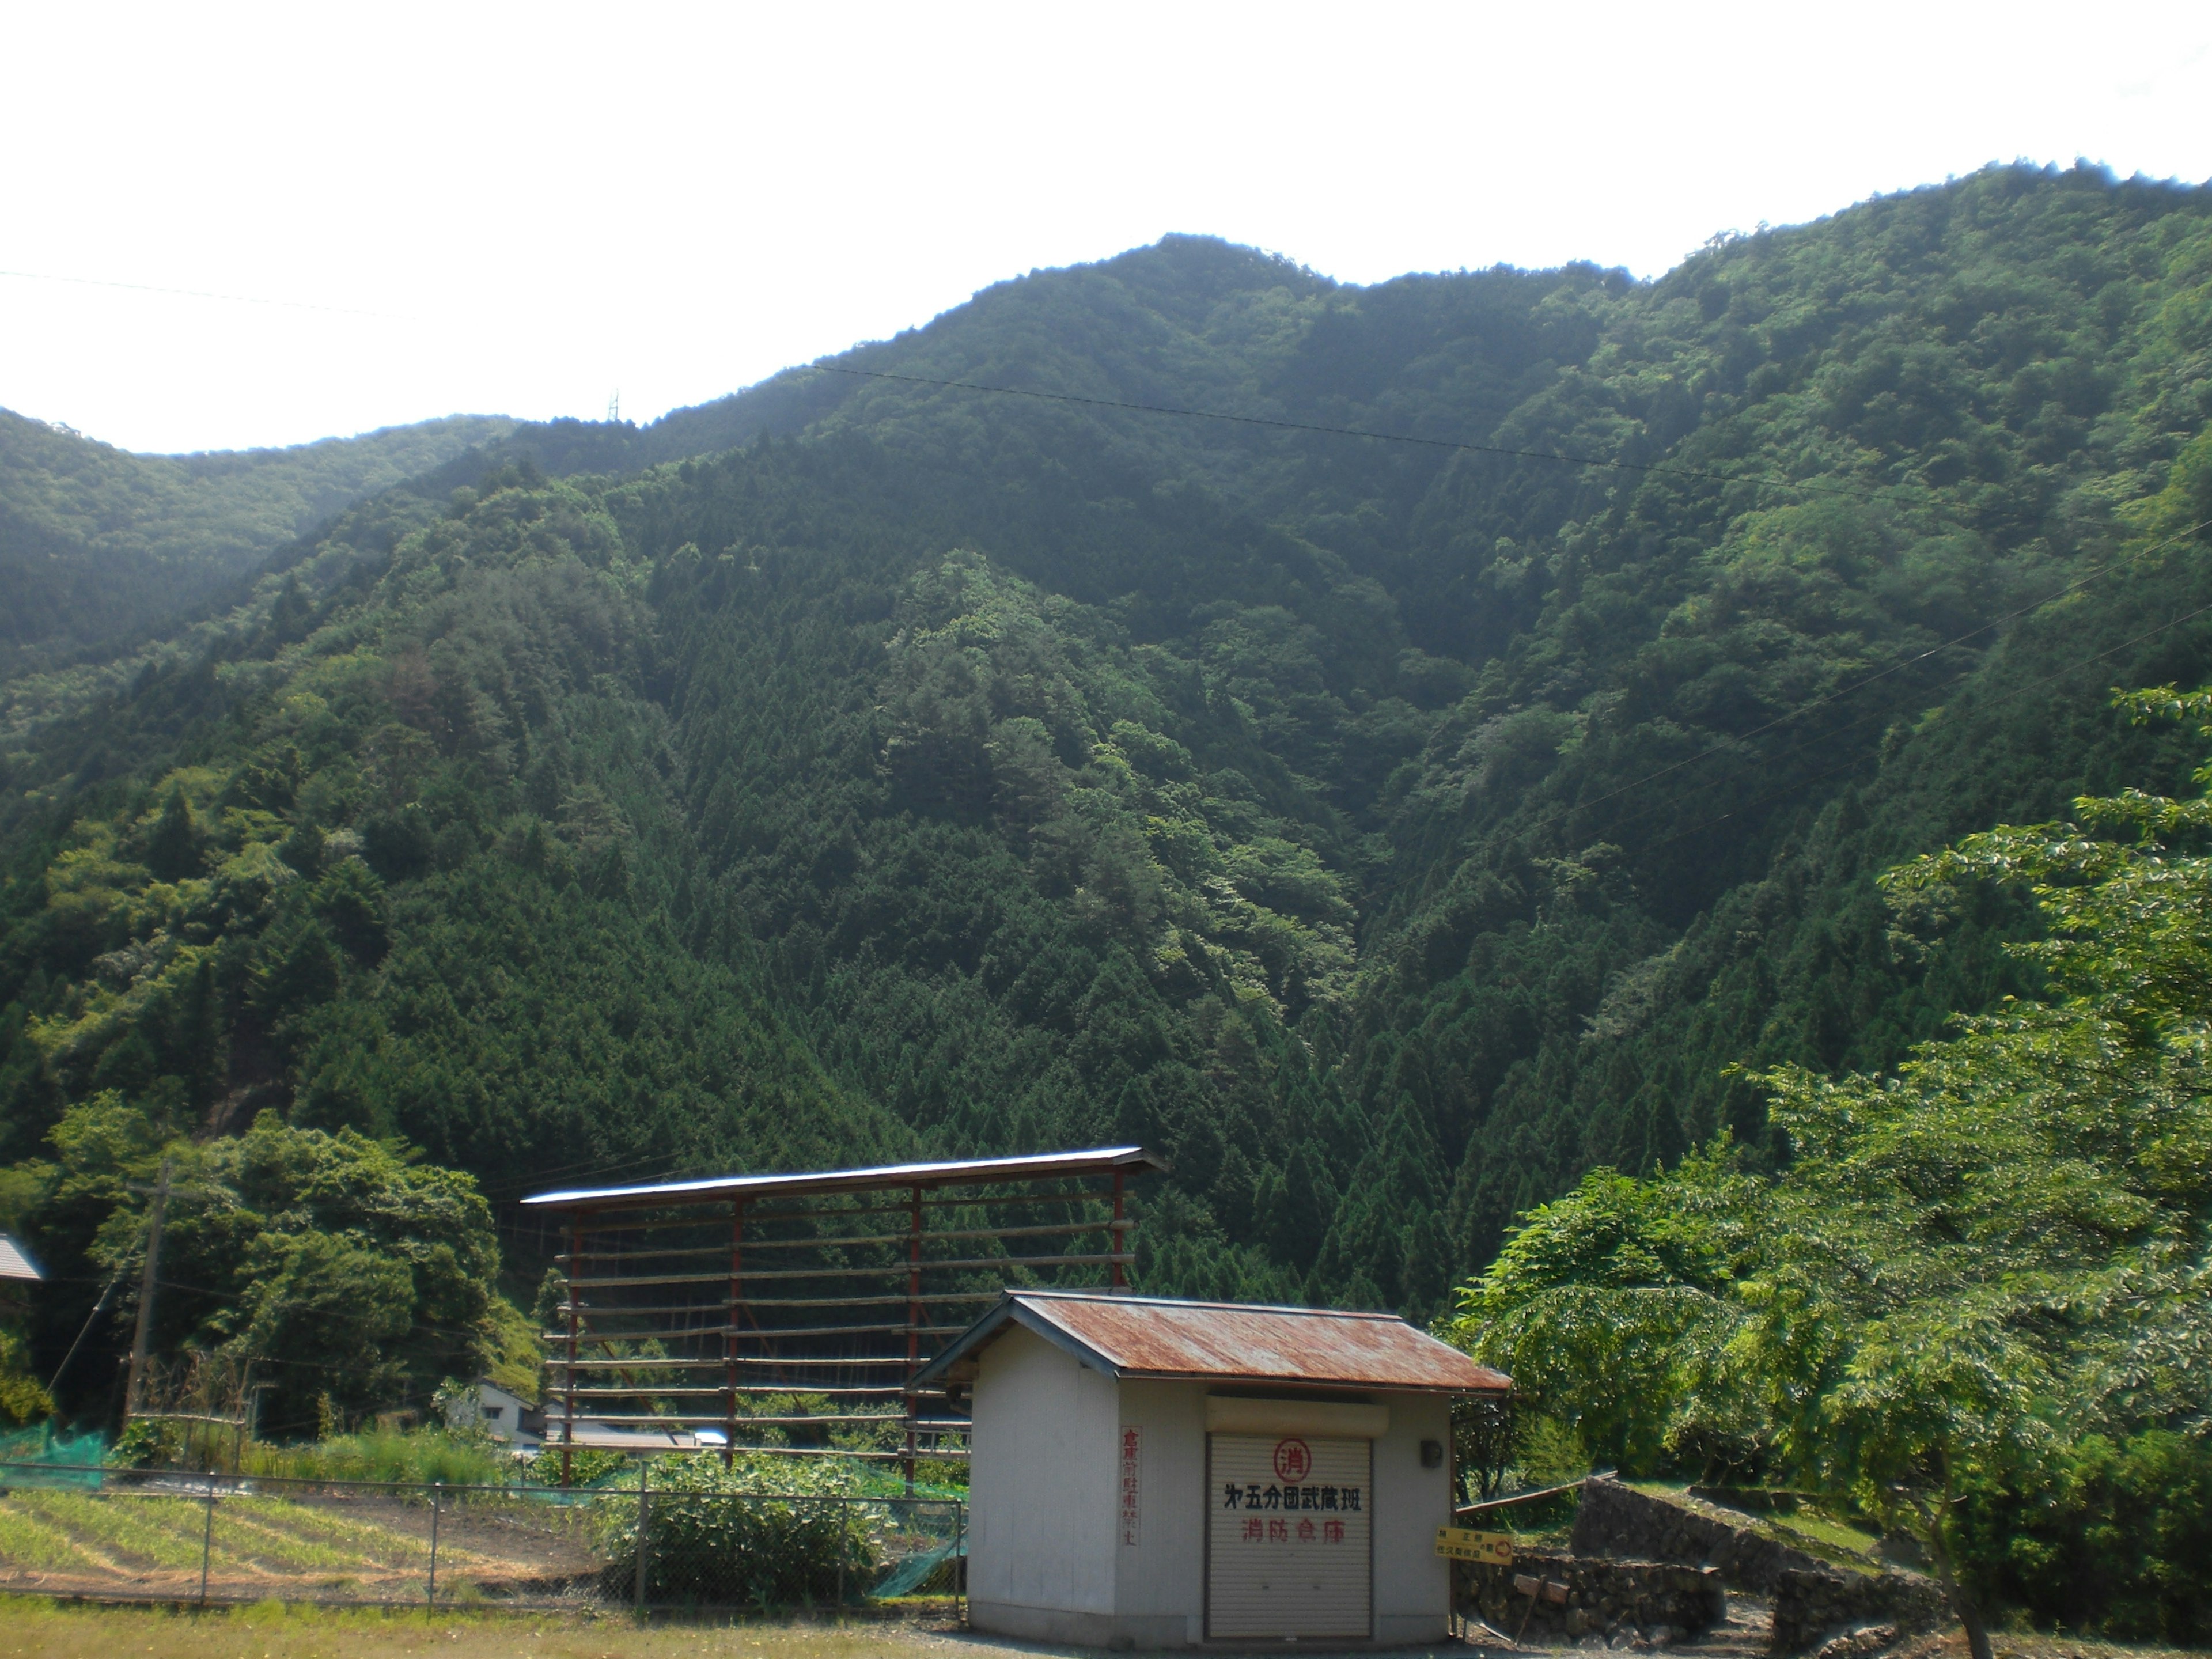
(0, 409, 516, 673)
(4, 161, 2211, 1421)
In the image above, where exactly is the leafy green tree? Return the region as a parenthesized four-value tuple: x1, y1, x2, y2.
(1451, 686, 2212, 1652)
(33, 1101, 505, 1435)
(142, 786, 204, 882)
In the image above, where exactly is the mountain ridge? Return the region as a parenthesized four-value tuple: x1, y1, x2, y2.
(1, 160, 2209, 1420)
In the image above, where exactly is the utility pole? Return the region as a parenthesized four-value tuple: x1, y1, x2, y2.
(124, 1156, 173, 1422)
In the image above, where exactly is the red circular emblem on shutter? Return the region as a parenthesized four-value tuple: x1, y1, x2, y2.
(1273, 1438, 1312, 1482)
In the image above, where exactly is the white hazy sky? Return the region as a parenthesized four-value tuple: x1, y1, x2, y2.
(5, 1, 2210, 456)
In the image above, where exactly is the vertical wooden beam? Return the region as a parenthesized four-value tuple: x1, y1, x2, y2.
(723, 1198, 743, 1468)
(1111, 1170, 1127, 1292)
(124, 1156, 174, 1423)
(562, 1211, 584, 1487)
(905, 1182, 922, 1491)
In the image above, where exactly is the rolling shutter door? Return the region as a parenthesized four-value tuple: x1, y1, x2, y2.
(1206, 1433, 1372, 1639)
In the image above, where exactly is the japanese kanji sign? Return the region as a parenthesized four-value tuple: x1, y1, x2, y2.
(1434, 1525, 1513, 1565)
(1119, 1424, 1141, 1546)
(1206, 1433, 1372, 1641)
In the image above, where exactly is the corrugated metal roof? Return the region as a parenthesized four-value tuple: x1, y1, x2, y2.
(520, 1146, 1169, 1210)
(911, 1290, 1508, 1395)
(0, 1234, 42, 1282)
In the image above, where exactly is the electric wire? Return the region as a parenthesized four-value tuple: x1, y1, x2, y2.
(1639, 596, 2212, 857)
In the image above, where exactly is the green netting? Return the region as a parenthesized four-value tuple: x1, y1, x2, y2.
(0, 1423, 108, 1487)
(872, 1533, 964, 1599)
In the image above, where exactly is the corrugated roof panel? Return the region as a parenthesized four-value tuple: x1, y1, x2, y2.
(918, 1291, 1508, 1393)
(520, 1146, 1169, 1210)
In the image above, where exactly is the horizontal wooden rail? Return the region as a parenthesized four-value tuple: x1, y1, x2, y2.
(726, 1291, 1006, 1310)
(563, 1385, 904, 1398)
(556, 1218, 1131, 1264)
(743, 1187, 1113, 1217)
(564, 1186, 1112, 1236)
(551, 1411, 918, 1427)
(704, 1445, 967, 1461)
(546, 1330, 903, 1346)
(564, 1251, 1131, 1290)
(544, 1355, 918, 1370)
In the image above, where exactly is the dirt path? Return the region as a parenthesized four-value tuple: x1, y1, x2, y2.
(0, 1601, 1493, 1659)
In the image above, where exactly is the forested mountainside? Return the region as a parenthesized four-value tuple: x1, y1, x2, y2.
(3, 162, 2211, 1422)
(0, 410, 513, 673)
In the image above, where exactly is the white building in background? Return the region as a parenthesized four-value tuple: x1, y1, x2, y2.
(444, 1380, 544, 1448)
(909, 1289, 1510, 1649)
(0, 1233, 40, 1320)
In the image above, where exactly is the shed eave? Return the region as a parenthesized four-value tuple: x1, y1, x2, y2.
(1111, 1368, 1508, 1394)
(907, 1289, 1512, 1397)
(907, 1294, 1124, 1392)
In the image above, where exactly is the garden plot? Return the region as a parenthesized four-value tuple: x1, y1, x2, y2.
(0, 1487, 608, 1604)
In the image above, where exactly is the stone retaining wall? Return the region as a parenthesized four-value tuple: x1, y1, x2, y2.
(1570, 1478, 1830, 1592)
(1772, 1566, 1949, 1654)
(1456, 1551, 1725, 1646)
(1563, 1479, 1952, 1654)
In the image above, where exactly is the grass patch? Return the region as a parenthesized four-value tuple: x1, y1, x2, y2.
(6, 1492, 243, 1576)
(1626, 1480, 1885, 1575)
(0, 1597, 984, 1659)
(221, 1497, 429, 1571)
(0, 1501, 96, 1573)
(241, 1431, 517, 1489)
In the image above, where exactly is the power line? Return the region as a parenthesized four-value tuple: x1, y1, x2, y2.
(808, 362, 1927, 506)
(1639, 596, 2212, 857)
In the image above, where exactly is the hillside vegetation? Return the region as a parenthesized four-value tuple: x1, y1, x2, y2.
(0, 163, 2208, 1496)
(0, 410, 514, 673)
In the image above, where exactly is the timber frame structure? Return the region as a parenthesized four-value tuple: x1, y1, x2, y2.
(519, 1147, 1168, 1485)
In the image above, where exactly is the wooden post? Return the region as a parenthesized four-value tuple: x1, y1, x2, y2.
(723, 1199, 743, 1468)
(562, 1213, 584, 1487)
(1109, 1170, 1127, 1292)
(124, 1157, 173, 1424)
(427, 1481, 442, 1605)
(198, 1481, 214, 1605)
(904, 1183, 922, 1492)
(634, 1460, 651, 1615)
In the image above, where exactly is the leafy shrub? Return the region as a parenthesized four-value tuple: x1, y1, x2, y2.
(240, 1427, 515, 1487)
(592, 1455, 877, 1608)
(1959, 1431, 2212, 1644)
(525, 1443, 628, 1488)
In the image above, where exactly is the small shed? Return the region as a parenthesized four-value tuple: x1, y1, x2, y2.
(910, 1290, 1509, 1648)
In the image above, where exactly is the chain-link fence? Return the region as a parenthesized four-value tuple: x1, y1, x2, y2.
(0, 1461, 962, 1615)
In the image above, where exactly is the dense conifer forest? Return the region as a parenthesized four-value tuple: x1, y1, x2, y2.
(1, 168, 2209, 1605)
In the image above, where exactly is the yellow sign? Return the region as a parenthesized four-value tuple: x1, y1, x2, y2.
(1434, 1525, 1513, 1565)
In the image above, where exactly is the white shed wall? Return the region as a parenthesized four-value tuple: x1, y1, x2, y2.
(1371, 1389, 1453, 1643)
(966, 1325, 1120, 1640)
(1112, 1379, 1207, 1645)
(967, 1338, 1457, 1647)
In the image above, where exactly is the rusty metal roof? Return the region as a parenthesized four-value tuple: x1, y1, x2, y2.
(520, 1146, 1169, 1210)
(910, 1290, 1509, 1395)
